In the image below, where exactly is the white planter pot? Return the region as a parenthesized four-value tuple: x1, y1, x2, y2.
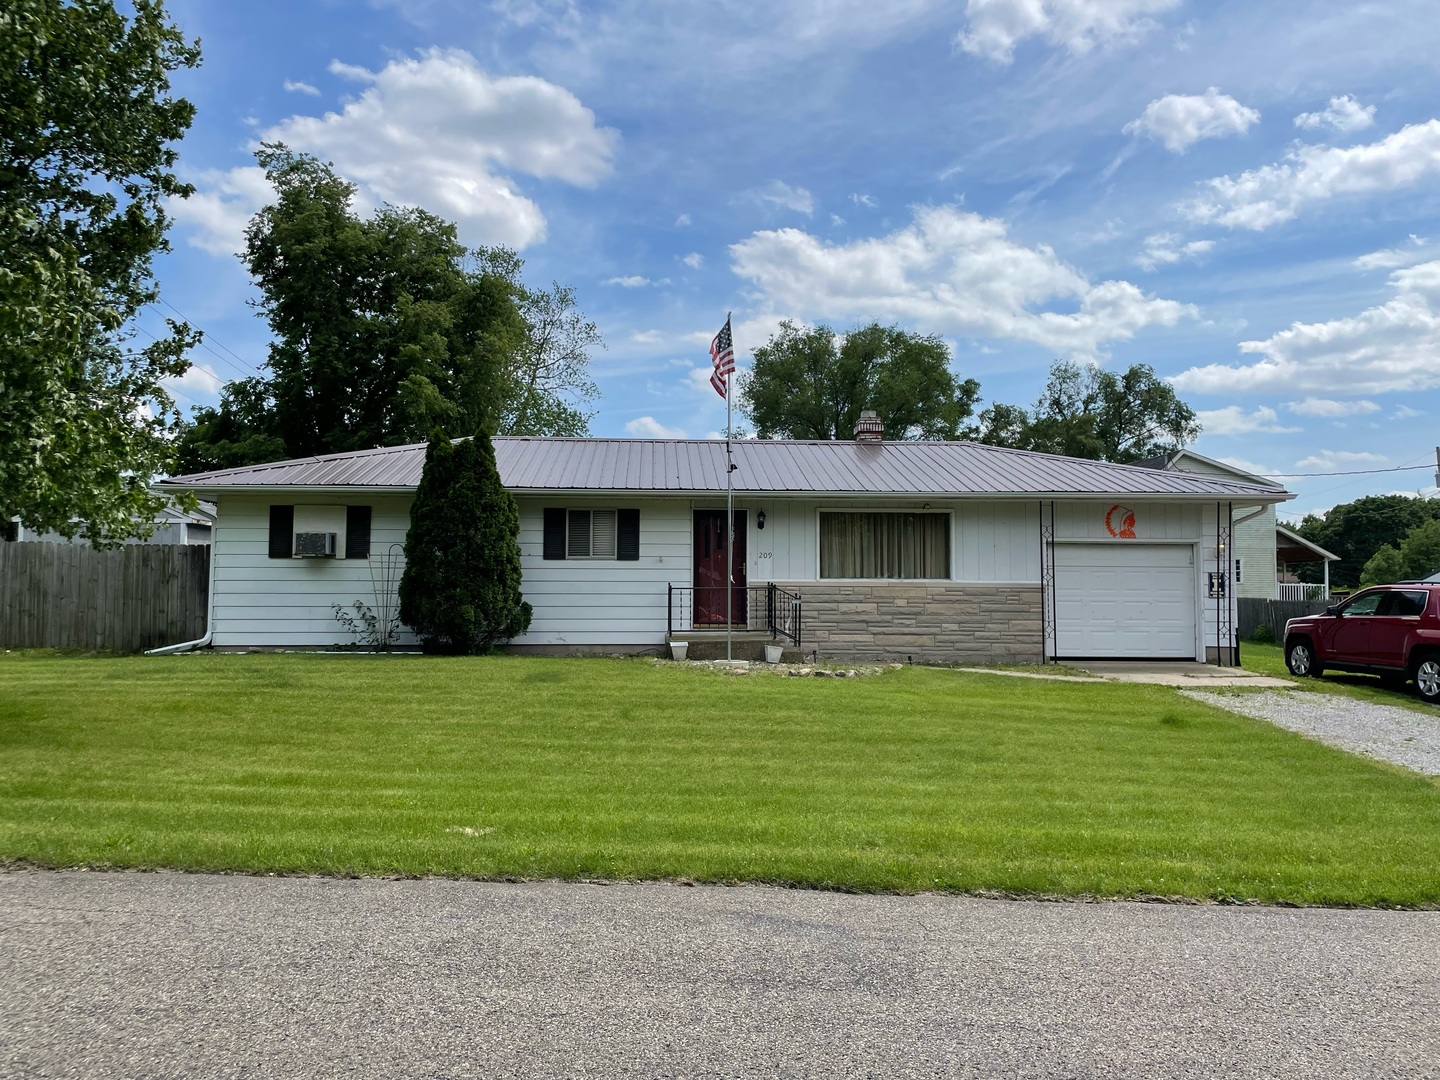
(670, 641, 689, 661)
(764, 644, 784, 664)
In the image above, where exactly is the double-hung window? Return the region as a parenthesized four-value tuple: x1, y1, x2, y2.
(819, 511, 950, 579)
(566, 509, 617, 559)
(543, 508, 640, 561)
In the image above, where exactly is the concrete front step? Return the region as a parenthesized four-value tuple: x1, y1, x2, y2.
(666, 632, 806, 663)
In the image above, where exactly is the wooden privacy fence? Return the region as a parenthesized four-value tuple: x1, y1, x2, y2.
(0, 542, 209, 653)
(1238, 597, 1331, 643)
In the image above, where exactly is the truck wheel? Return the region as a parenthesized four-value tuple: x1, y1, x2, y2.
(1414, 654, 1440, 705)
(1286, 639, 1323, 678)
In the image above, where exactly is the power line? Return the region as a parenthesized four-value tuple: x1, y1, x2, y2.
(1261, 464, 1436, 479)
(148, 300, 262, 380)
(133, 319, 254, 384)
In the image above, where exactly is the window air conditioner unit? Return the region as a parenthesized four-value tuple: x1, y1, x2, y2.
(293, 531, 337, 557)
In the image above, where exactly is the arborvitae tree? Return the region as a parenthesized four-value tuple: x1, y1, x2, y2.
(399, 433, 531, 654)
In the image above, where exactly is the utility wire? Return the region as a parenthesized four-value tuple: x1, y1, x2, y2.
(135, 315, 255, 384)
(1260, 464, 1436, 479)
(149, 299, 262, 380)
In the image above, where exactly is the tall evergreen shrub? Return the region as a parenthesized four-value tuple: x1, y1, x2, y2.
(399, 433, 532, 654)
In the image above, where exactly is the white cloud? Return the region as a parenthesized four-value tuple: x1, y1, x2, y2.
(175, 49, 617, 253)
(1294, 95, 1375, 134)
(1195, 405, 1298, 436)
(1184, 120, 1440, 231)
(830, 213, 846, 227)
(956, 0, 1179, 64)
(686, 366, 722, 398)
(851, 193, 877, 208)
(283, 79, 321, 96)
(1135, 233, 1215, 270)
(625, 416, 687, 438)
(728, 204, 1193, 357)
(1284, 398, 1381, 417)
(169, 165, 274, 256)
(604, 275, 651, 287)
(1393, 404, 1425, 419)
(163, 363, 224, 400)
(1123, 89, 1259, 153)
(681, 252, 704, 269)
(1293, 450, 1386, 470)
(755, 180, 814, 216)
(674, 213, 691, 227)
(1354, 234, 1435, 271)
(1171, 260, 1440, 396)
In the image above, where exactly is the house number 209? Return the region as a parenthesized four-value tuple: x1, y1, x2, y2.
(757, 551, 772, 558)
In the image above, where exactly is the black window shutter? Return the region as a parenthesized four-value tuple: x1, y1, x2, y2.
(345, 505, 372, 559)
(543, 508, 567, 560)
(617, 508, 640, 561)
(268, 505, 294, 559)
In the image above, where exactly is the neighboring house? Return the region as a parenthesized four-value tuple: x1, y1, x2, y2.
(1138, 450, 1337, 600)
(158, 420, 1291, 664)
(3, 502, 216, 546)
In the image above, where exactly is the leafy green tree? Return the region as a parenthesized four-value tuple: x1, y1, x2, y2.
(1359, 545, 1404, 587)
(501, 282, 602, 436)
(176, 147, 600, 473)
(1296, 495, 1440, 588)
(398, 433, 532, 654)
(1399, 518, 1440, 580)
(969, 361, 1200, 464)
(1, 0, 201, 542)
(740, 321, 980, 440)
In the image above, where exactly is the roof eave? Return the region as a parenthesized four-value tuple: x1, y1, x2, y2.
(159, 480, 1292, 503)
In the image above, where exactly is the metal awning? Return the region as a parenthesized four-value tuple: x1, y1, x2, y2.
(1276, 525, 1338, 564)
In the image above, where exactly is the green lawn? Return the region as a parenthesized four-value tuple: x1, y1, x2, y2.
(2, 652, 1439, 906)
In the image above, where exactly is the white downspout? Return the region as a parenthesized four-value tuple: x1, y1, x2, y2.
(145, 539, 218, 655)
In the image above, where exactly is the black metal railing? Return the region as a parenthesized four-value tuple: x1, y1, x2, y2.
(667, 583, 802, 648)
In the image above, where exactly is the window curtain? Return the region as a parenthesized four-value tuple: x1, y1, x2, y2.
(820, 512, 949, 579)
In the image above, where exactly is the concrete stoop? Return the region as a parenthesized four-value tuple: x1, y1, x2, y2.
(666, 633, 804, 663)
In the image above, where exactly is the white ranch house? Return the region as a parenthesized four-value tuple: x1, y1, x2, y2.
(159, 429, 1292, 664)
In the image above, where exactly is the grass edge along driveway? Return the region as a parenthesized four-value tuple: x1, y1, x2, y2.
(2, 653, 1438, 907)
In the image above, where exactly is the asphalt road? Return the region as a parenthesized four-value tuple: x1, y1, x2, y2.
(1, 871, 1437, 1079)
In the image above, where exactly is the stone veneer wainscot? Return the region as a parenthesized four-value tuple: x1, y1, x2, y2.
(770, 581, 1044, 664)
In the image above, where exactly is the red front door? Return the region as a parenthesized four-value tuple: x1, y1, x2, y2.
(693, 509, 747, 626)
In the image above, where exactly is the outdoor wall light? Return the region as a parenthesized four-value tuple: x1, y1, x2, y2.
(757, 510, 766, 529)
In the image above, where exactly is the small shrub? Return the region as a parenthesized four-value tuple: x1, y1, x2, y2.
(332, 600, 400, 648)
(1251, 623, 1276, 645)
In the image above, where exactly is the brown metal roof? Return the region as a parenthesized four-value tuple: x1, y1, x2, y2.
(160, 437, 1292, 501)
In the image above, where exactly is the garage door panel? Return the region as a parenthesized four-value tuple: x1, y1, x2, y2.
(1054, 544, 1197, 659)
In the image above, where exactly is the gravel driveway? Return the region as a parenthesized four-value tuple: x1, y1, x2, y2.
(1181, 689, 1440, 775)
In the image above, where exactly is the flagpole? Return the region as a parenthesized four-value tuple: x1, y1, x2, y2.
(725, 312, 734, 663)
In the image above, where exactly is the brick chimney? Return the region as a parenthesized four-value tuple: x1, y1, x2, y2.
(854, 410, 884, 443)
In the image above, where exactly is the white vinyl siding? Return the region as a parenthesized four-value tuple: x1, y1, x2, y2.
(517, 497, 689, 648)
(211, 493, 416, 648)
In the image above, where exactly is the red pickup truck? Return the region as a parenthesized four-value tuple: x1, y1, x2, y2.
(1284, 583, 1440, 705)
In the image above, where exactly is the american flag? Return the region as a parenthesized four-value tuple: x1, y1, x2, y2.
(709, 315, 735, 398)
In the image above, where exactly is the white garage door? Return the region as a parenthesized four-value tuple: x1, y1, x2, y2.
(1054, 543, 1198, 659)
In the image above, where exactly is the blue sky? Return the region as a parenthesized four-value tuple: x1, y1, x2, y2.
(148, 0, 1440, 520)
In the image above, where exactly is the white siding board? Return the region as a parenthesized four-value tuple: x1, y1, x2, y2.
(212, 493, 417, 648)
(514, 496, 691, 647)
